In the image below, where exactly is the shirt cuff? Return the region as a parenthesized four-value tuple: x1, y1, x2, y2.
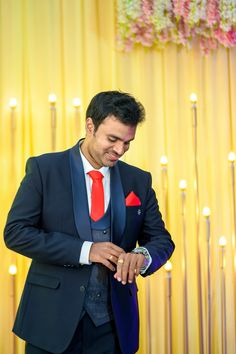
(132, 247, 152, 274)
(79, 241, 93, 265)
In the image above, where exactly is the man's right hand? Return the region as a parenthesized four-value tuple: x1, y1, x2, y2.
(89, 242, 125, 271)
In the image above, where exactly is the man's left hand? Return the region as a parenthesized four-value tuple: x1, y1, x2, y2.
(113, 252, 145, 285)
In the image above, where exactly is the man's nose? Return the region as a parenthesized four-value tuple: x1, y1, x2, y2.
(113, 142, 125, 156)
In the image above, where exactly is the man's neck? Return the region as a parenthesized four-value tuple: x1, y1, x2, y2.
(80, 139, 101, 169)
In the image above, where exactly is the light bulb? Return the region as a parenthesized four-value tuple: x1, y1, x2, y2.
(160, 155, 168, 166)
(202, 207, 211, 217)
(48, 94, 57, 104)
(179, 180, 187, 191)
(9, 98, 17, 108)
(164, 260, 172, 272)
(219, 236, 227, 247)
(190, 93, 197, 103)
(8, 264, 17, 275)
(73, 97, 81, 108)
(228, 152, 236, 162)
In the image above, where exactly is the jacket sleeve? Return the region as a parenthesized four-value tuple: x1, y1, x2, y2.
(4, 157, 83, 266)
(138, 173, 175, 276)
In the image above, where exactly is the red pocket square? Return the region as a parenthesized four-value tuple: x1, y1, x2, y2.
(125, 191, 141, 206)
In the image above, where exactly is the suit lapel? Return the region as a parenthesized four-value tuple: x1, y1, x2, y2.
(110, 163, 126, 244)
(69, 142, 92, 242)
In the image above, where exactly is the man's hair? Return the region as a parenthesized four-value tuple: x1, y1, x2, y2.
(86, 91, 145, 131)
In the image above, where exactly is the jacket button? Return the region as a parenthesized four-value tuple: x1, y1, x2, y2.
(103, 230, 107, 234)
(80, 285, 85, 292)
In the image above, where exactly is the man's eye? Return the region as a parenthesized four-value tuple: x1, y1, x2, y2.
(108, 137, 116, 142)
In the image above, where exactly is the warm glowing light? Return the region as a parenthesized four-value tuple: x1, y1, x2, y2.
(164, 260, 172, 272)
(179, 179, 187, 191)
(202, 207, 211, 217)
(8, 264, 17, 275)
(190, 93, 197, 103)
(73, 97, 81, 108)
(48, 94, 57, 104)
(160, 155, 168, 166)
(219, 236, 227, 247)
(228, 152, 236, 162)
(9, 98, 17, 108)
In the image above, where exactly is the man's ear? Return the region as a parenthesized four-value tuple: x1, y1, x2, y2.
(86, 117, 94, 135)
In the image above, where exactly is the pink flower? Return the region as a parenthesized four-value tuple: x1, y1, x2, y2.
(131, 17, 155, 46)
(176, 18, 191, 45)
(183, 0, 191, 19)
(173, 0, 186, 18)
(158, 29, 170, 43)
(214, 27, 236, 47)
(226, 30, 236, 46)
(141, 0, 153, 17)
(206, 0, 220, 27)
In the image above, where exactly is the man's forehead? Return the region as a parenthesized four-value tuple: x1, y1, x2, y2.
(101, 115, 136, 129)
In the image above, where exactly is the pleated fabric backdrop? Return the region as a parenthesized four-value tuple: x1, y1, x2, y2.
(1, 1, 236, 353)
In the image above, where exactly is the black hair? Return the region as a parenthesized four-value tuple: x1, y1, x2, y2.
(86, 91, 145, 131)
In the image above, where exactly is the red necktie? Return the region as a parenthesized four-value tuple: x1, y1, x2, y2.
(88, 170, 104, 221)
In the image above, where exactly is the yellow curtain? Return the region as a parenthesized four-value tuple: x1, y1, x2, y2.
(1, 1, 236, 353)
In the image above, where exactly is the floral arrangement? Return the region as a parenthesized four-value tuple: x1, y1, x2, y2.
(117, 0, 236, 54)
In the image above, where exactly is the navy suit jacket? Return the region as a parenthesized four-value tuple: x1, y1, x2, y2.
(4, 142, 174, 354)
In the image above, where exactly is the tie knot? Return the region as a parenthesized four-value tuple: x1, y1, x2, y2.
(88, 170, 103, 181)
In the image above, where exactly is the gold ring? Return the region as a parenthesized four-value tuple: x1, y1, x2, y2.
(118, 259, 124, 264)
(109, 255, 113, 260)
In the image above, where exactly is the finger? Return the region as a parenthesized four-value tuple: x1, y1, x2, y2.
(114, 254, 126, 282)
(107, 249, 123, 261)
(96, 251, 118, 268)
(128, 256, 138, 283)
(107, 254, 118, 265)
(120, 255, 131, 285)
(101, 258, 116, 272)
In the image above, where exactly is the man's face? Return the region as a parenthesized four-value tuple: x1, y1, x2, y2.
(84, 115, 136, 169)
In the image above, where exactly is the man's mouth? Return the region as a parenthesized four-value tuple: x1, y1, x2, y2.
(107, 153, 120, 162)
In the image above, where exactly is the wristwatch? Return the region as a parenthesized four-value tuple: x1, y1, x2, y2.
(131, 247, 151, 273)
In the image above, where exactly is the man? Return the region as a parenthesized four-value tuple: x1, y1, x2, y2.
(4, 91, 174, 354)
